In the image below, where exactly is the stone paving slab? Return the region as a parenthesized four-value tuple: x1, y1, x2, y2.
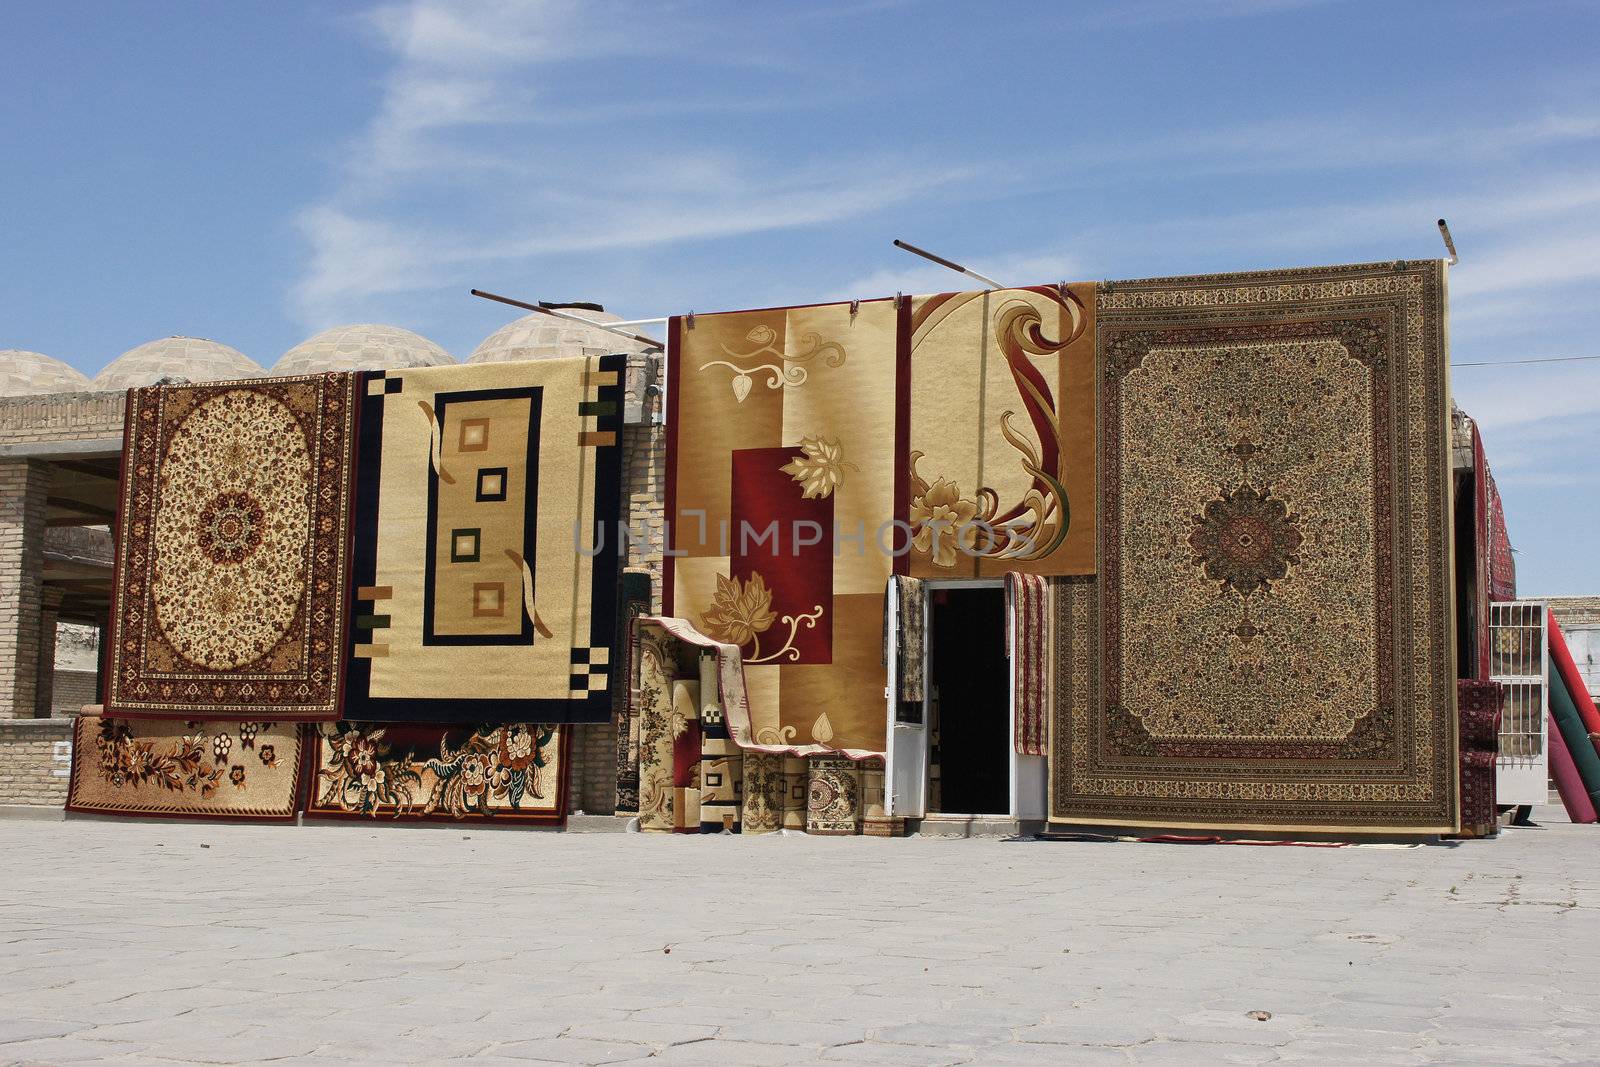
(0, 807, 1597, 1063)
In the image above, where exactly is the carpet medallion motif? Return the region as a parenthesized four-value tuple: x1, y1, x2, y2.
(106, 375, 358, 720)
(1050, 262, 1458, 833)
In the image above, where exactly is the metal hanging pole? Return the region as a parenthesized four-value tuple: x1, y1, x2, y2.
(892, 238, 1007, 289)
(1437, 219, 1459, 266)
(470, 289, 664, 350)
(596, 316, 670, 328)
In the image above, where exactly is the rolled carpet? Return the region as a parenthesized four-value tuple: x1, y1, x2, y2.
(1549, 665, 1600, 813)
(1547, 713, 1598, 824)
(1549, 616, 1600, 751)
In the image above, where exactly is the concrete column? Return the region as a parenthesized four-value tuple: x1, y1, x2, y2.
(0, 460, 50, 719)
(34, 586, 63, 719)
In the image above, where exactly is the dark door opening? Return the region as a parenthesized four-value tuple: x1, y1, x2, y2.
(928, 585, 1009, 816)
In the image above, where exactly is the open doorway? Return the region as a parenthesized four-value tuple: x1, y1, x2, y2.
(928, 584, 1009, 816)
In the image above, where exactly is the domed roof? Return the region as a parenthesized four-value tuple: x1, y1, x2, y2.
(273, 324, 455, 377)
(94, 337, 261, 391)
(469, 308, 648, 364)
(0, 350, 93, 397)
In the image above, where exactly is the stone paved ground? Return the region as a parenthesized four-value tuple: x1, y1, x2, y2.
(1, 807, 1598, 1065)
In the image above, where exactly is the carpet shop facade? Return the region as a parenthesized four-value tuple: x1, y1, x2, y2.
(0, 260, 1526, 838)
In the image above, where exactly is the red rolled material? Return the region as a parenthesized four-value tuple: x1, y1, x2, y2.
(1549, 616, 1600, 746)
(1548, 712, 1598, 824)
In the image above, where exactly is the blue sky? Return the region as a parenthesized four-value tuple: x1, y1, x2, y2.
(3, 0, 1598, 593)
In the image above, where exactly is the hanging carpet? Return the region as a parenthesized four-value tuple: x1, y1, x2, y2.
(104, 375, 360, 721)
(344, 357, 625, 724)
(1051, 261, 1459, 834)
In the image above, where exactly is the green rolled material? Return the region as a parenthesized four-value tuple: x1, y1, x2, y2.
(1549, 666, 1600, 810)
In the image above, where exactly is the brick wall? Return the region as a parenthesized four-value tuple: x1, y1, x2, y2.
(0, 391, 124, 445)
(0, 718, 72, 806)
(1548, 597, 1600, 628)
(0, 459, 50, 718)
(52, 669, 97, 716)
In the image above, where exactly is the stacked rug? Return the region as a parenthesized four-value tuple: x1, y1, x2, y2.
(1456, 680, 1503, 838)
(630, 617, 892, 836)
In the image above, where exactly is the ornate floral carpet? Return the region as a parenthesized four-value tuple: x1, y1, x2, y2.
(105, 375, 359, 720)
(343, 357, 625, 724)
(665, 299, 902, 756)
(1051, 261, 1459, 834)
(906, 285, 1097, 578)
(664, 289, 1096, 756)
(305, 722, 566, 825)
(66, 716, 304, 820)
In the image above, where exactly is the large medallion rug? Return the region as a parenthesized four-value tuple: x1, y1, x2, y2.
(344, 357, 625, 724)
(305, 722, 566, 825)
(67, 715, 304, 821)
(105, 375, 359, 720)
(1051, 261, 1458, 833)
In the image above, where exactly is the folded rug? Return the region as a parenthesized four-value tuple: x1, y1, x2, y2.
(67, 715, 304, 821)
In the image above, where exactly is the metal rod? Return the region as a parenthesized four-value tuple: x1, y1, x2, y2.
(1437, 218, 1459, 266)
(470, 289, 664, 349)
(1454, 354, 1600, 367)
(892, 238, 1007, 290)
(597, 316, 670, 328)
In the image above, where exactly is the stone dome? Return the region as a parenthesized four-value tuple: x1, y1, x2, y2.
(0, 350, 93, 397)
(273, 324, 455, 377)
(94, 337, 261, 391)
(469, 307, 649, 364)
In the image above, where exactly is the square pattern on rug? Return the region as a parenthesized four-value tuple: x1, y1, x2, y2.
(1050, 261, 1458, 834)
(344, 357, 625, 723)
(67, 716, 304, 821)
(104, 374, 359, 720)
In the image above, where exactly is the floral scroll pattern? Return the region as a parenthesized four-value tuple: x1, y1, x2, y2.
(313, 723, 560, 822)
(699, 573, 823, 665)
(67, 716, 303, 820)
(699, 324, 846, 403)
(909, 287, 1088, 570)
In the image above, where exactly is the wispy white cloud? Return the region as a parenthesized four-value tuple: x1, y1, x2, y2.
(292, 0, 984, 328)
(1086, 0, 1336, 29)
(1052, 112, 1600, 184)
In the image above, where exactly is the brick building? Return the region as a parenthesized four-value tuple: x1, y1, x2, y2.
(0, 317, 665, 816)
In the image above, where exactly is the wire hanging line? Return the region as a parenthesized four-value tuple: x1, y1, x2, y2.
(1453, 354, 1600, 368)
